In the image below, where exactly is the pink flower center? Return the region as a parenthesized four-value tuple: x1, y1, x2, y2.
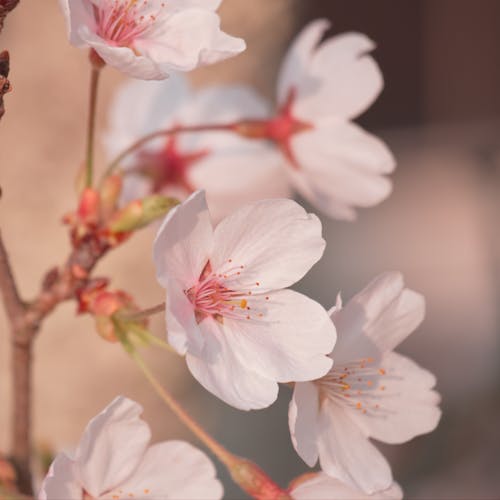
(92, 0, 165, 47)
(318, 357, 391, 416)
(186, 261, 265, 324)
(135, 135, 209, 194)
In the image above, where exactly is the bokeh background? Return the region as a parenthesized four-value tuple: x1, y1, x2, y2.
(1, 1, 500, 498)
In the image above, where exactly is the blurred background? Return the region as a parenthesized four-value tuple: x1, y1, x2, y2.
(1, 0, 500, 498)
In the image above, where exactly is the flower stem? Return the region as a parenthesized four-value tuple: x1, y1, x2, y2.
(84, 65, 101, 188)
(129, 350, 235, 466)
(119, 302, 165, 322)
(129, 350, 291, 500)
(101, 122, 235, 181)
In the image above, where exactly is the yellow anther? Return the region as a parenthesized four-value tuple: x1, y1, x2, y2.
(240, 299, 247, 309)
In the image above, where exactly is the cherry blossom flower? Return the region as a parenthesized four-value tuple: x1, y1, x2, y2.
(288, 272, 441, 494)
(58, 0, 245, 79)
(233, 19, 395, 220)
(105, 75, 288, 221)
(153, 190, 336, 410)
(39, 396, 223, 500)
(290, 472, 402, 500)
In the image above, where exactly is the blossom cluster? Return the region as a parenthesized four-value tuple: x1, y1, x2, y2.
(35, 1, 441, 499)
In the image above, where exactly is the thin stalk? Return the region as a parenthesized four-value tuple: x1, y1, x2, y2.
(85, 66, 101, 188)
(129, 350, 235, 467)
(101, 122, 235, 181)
(120, 302, 165, 322)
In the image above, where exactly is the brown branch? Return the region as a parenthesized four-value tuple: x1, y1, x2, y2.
(0, 0, 19, 34)
(0, 51, 11, 121)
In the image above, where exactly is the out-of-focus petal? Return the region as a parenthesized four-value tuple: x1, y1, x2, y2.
(38, 453, 81, 500)
(104, 441, 223, 500)
(74, 397, 151, 498)
(291, 472, 403, 500)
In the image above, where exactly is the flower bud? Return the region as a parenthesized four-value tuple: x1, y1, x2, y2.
(108, 195, 179, 233)
(77, 188, 100, 225)
(100, 174, 123, 221)
(228, 457, 291, 500)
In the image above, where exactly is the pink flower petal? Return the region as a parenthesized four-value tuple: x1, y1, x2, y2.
(74, 397, 151, 498)
(38, 453, 81, 500)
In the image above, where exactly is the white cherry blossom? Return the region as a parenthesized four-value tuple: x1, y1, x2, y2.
(289, 272, 441, 493)
(153, 190, 336, 410)
(105, 75, 288, 221)
(39, 396, 223, 500)
(290, 472, 402, 500)
(58, 0, 245, 79)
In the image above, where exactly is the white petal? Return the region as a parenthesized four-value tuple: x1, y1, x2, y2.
(166, 0, 222, 10)
(104, 75, 191, 160)
(289, 382, 320, 467)
(38, 453, 81, 500)
(58, 0, 93, 48)
(277, 19, 331, 105)
(349, 352, 441, 444)
(223, 290, 335, 382)
(332, 272, 426, 360)
(165, 278, 204, 356)
(291, 473, 403, 500)
(211, 199, 325, 292)
(180, 85, 270, 126)
(79, 28, 168, 80)
(104, 441, 223, 500)
(189, 145, 291, 222)
(136, 9, 245, 73)
(289, 121, 394, 220)
(186, 317, 278, 410)
(317, 400, 392, 494)
(74, 397, 151, 498)
(153, 190, 214, 288)
(295, 33, 383, 121)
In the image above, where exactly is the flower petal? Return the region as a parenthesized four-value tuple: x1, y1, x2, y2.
(135, 9, 245, 73)
(291, 473, 403, 500)
(165, 278, 204, 356)
(74, 397, 151, 498)
(289, 382, 320, 467)
(186, 317, 279, 410)
(332, 272, 426, 361)
(79, 28, 167, 80)
(38, 453, 81, 500)
(348, 352, 441, 444)
(104, 75, 191, 161)
(104, 441, 223, 500)
(58, 0, 94, 47)
(223, 289, 335, 382)
(153, 190, 214, 288)
(317, 400, 393, 494)
(289, 121, 394, 220)
(211, 199, 325, 292)
(295, 32, 383, 121)
(277, 19, 330, 106)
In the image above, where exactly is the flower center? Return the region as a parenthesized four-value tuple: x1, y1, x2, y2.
(134, 136, 209, 194)
(93, 0, 165, 47)
(317, 357, 391, 416)
(186, 261, 250, 324)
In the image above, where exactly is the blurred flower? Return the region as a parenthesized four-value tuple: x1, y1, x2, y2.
(39, 396, 223, 500)
(58, 0, 245, 79)
(289, 472, 402, 500)
(289, 272, 441, 493)
(105, 76, 289, 220)
(153, 190, 336, 410)
(235, 19, 395, 220)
